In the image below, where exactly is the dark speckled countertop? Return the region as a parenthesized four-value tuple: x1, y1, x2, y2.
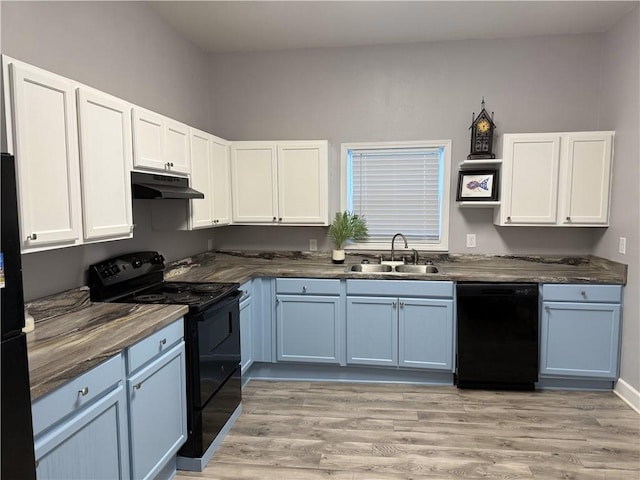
(25, 287, 187, 400)
(165, 251, 627, 285)
(25, 250, 626, 401)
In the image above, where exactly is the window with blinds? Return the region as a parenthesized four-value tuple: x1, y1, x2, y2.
(342, 141, 451, 250)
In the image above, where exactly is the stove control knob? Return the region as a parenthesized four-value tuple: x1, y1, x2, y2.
(132, 258, 142, 268)
(151, 254, 164, 264)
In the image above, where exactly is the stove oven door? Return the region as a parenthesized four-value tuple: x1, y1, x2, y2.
(194, 291, 241, 407)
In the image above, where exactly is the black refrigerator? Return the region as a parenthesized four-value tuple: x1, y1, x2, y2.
(1, 152, 37, 479)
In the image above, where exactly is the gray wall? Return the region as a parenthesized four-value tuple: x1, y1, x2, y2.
(207, 35, 605, 254)
(1, 1, 215, 300)
(595, 7, 640, 393)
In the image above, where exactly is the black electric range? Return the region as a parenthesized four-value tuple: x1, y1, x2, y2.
(88, 251, 242, 471)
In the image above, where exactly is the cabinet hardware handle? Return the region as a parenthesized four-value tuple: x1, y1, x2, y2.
(545, 306, 550, 311)
(160, 338, 167, 345)
(278, 217, 283, 222)
(244, 290, 248, 296)
(302, 286, 307, 293)
(272, 216, 276, 221)
(27, 233, 38, 240)
(134, 383, 142, 390)
(506, 216, 511, 222)
(566, 216, 571, 221)
(581, 290, 587, 297)
(78, 387, 89, 396)
(276, 298, 280, 304)
(392, 301, 397, 308)
(400, 301, 404, 308)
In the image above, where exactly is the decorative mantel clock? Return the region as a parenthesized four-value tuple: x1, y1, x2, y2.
(468, 98, 496, 159)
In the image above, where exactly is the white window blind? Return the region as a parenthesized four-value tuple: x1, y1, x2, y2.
(347, 147, 444, 242)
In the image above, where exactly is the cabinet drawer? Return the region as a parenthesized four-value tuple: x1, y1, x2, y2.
(276, 278, 340, 295)
(346, 280, 454, 298)
(542, 284, 622, 303)
(32, 354, 123, 437)
(127, 318, 184, 374)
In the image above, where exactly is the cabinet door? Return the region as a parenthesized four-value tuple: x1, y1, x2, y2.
(240, 298, 253, 374)
(128, 342, 187, 480)
(560, 132, 613, 225)
(9, 62, 82, 250)
(164, 118, 190, 174)
(398, 298, 453, 371)
(501, 134, 560, 224)
(540, 302, 621, 379)
(132, 107, 165, 171)
(35, 386, 129, 480)
(346, 297, 397, 366)
(276, 295, 341, 364)
(277, 141, 328, 225)
(231, 143, 278, 223)
(77, 88, 133, 241)
(189, 128, 215, 229)
(211, 136, 232, 225)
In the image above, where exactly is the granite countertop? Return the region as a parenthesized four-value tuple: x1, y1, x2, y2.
(26, 250, 625, 401)
(165, 251, 628, 285)
(25, 287, 188, 400)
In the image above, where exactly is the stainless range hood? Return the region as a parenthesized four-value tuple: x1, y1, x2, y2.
(131, 171, 204, 199)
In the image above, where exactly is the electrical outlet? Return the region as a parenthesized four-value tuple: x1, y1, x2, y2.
(309, 239, 318, 251)
(466, 234, 476, 248)
(619, 237, 626, 255)
(207, 239, 214, 251)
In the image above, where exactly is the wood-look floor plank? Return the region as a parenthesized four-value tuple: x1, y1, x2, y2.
(176, 380, 639, 480)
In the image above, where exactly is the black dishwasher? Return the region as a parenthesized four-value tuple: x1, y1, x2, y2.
(456, 283, 538, 390)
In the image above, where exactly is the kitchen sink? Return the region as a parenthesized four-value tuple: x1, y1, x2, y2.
(394, 265, 439, 274)
(347, 264, 394, 273)
(346, 264, 439, 274)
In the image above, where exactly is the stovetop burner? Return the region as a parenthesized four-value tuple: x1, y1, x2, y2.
(133, 294, 168, 303)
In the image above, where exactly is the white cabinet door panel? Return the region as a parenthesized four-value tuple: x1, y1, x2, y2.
(231, 144, 278, 222)
(212, 136, 232, 225)
(503, 135, 560, 224)
(189, 129, 214, 229)
(164, 119, 190, 175)
(77, 88, 133, 240)
(10, 62, 82, 249)
(277, 142, 327, 224)
(132, 108, 165, 171)
(561, 132, 613, 225)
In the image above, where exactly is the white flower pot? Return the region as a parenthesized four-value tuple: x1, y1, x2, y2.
(332, 249, 345, 264)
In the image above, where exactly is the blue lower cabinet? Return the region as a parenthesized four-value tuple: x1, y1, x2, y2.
(540, 301, 621, 379)
(276, 294, 341, 364)
(127, 342, 187, 480)
(33, 355, 129, 480)
(347, 297, 398, 366)
(35, 386, 129, 480)
(399, 298, 454, 370)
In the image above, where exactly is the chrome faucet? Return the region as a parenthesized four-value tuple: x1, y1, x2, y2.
(390, 233, 408, 261)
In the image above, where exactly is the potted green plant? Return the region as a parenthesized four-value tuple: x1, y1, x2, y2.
(328, 211, 369, 263)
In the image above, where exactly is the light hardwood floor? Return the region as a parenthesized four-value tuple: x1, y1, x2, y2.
(176, 380, 640, 479)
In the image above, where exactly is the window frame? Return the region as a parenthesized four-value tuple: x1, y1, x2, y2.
(340, 139, 451, 252)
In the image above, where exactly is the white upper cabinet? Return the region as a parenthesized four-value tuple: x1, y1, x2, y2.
(559, 132, 613, 225)
(495, 132, 613, 227)
(77, 87, 134, 241)
(6, 60, 83, 251)
(231, 142, 278, 223)
(132, 107, 190, 175)
(231, 140, 329, 225)
(277, 141, 328, 225)
(189, 129, 215, 229)
(164, 118, 190, 175)
(211, 135, 232, 226)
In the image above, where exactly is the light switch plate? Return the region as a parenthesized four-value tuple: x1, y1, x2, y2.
(619, 237, 626, 254)
(309, 239, 318, 251)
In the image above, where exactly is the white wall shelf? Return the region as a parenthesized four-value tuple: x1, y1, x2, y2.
(458, 159, 502, 168)
(457, 201, 500, 208)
